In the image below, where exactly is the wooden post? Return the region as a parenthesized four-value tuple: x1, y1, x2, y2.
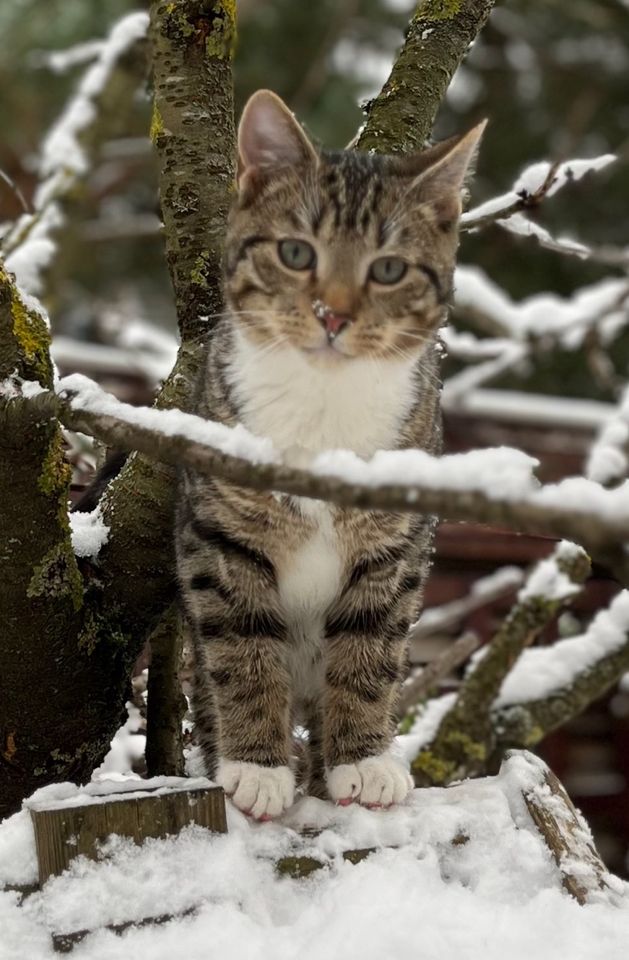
(29, 780, 226, 886)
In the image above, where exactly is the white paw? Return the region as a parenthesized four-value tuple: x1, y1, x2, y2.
(326, 753, 413, 808)
(216, 760, 295, 820)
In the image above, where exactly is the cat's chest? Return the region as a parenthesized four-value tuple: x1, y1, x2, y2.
(225, 330, 418, 460)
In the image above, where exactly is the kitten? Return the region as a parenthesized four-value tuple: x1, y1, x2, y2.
(175, 90, 484, 820)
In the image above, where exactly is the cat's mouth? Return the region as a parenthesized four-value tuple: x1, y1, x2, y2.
(300, 339, 354, 363)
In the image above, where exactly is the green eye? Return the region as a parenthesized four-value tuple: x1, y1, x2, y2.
(278, 239, 316, 271)
(369, 257, 408, 285)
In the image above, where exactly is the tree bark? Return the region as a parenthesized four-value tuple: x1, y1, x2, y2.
(0, 1, 236, 818)
(357, 0, 498, 153)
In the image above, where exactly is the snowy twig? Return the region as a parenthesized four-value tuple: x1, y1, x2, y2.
(399, 631, 481, 717)
(2, 12, 149, 295)
(409, 566, 524, 641)
(412, 543, 591, 786)
(461, 155, 616, 256)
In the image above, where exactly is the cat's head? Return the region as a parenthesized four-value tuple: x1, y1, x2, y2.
(224, 90, 484, 364)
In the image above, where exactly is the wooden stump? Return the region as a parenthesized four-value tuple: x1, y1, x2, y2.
(28, 778, 226, 886)
(500, 750, 624, 906)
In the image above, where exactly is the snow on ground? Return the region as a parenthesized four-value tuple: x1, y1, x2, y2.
(1, 738, 629, 960)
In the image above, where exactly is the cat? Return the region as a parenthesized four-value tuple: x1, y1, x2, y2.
(175, 90, 484, 820)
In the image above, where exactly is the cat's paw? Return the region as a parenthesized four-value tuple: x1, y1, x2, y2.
(216, 760, 295, 821)
(326, 753, 413, 809)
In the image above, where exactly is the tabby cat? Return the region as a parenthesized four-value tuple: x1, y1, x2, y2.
(175, 90, 484, 820)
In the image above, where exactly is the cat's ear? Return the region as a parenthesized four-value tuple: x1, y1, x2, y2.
(237, 90, 318, 191)
(401, 121, 487, 226)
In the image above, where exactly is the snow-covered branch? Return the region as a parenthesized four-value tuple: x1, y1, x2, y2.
(5, 374, 628, 582)
(412, 542, 591, 785)
(2, 12, 149, 295)
(586, 384, 629, 486)
(461, 155, 616, 264)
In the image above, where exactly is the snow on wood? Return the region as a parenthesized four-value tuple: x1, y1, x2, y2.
(2, 749, 627, 957)
(500, 752, 624, 906)
(454, 263, 628, 345)
(496, 590, 629, 707)
(517, 540, 584, 602)
(51, 373, 629, 538)
(29, 779, 226, 885)
(56, 372, 278, 465)
(446, 387, 615, 429)
(3, 12, 149, 295)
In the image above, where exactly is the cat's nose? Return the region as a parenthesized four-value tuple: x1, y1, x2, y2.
(317, 309, 352, 340)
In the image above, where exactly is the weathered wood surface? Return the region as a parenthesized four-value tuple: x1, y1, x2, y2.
(30, 783, 226, 885)
(52, 907, 198, 954)
(502, 750, 624, 907)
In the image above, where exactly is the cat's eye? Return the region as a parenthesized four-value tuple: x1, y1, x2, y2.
(278, 239, 316, 271)
(369, 257, 408, 285)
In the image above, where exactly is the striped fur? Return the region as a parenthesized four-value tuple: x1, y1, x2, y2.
(175, 91, 482, 815)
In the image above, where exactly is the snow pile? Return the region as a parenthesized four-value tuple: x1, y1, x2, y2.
(69, 505, 110, 559)
(517, 541, 584, 603)
(1, 753, 629, 960)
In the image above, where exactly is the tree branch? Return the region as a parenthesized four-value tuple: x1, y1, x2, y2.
(357, 0, 498, 154)
(27, 380, 629, 584)
(412, 543, 590, 785)
(149, 0, 236, 344)
(2, 13, 149, 296)
(399, 630, 481, 717)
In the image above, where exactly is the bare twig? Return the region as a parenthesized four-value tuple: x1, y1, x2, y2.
(409, 566, 523, 642)
(399, 631, 481, 716)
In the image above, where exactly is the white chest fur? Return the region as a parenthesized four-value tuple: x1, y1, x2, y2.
(225, 328, 419, 695)
(226, 328, 418, 460)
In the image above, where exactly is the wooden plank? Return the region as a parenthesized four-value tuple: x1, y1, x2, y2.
(51, 907, 198, 954)
(31, 784, 226, 885)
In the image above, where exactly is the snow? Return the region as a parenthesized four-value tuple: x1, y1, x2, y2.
(446, 388, 615, 429)
(91, 703, 145, 784)
(517, 541, 584, 602)
(37, 12, 148, 185)
(69, 506, 110, 559)
(454, 264, 628, 345)
(587, 386, 629, 485)
(1, 750, 628, 959)
(496, 591, 629, 707)
(462, 154, 616, 225)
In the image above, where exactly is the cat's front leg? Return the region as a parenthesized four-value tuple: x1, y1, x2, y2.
(198, 629, 295, 820)
(322, 565, 416, 808)
(178, 500, 296, 820)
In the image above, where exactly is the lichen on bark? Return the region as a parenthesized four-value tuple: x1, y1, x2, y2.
(357, 0, 497, 155)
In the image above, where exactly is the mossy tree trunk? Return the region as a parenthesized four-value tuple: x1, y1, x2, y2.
(0, 2, 236, 818)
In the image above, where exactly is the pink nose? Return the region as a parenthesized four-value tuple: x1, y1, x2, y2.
(319, 311, 351, 338)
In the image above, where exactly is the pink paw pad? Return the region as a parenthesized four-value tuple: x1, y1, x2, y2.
(337, 797, 354, 807)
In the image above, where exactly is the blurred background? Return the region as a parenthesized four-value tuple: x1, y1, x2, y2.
(1, 0, 629, 875)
